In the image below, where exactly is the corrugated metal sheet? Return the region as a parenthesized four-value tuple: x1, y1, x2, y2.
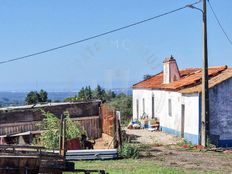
(65, 149, 118, 160)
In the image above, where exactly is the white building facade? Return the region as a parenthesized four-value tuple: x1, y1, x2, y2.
(133, 57, 232, 147)
(133, 89, 200, 144)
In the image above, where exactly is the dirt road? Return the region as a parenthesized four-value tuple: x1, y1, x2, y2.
(126, 129, 232, 174)
(126, 128, 183, 145)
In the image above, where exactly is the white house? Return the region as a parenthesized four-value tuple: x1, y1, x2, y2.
(132, 56, 232, 147)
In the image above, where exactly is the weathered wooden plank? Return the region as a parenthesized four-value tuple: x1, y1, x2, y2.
(0, 116, 101, 139)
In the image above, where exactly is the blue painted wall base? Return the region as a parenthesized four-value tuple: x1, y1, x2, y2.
(218, 140, 232, 147)
(161, 126, 199, 145)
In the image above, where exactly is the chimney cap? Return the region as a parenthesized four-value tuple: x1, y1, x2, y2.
(163, 55, 176, 63)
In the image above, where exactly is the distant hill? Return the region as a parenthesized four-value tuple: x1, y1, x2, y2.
(111, 88, 132, 95)
(0, 92, 76, 107)
(0, 88, 132, 107)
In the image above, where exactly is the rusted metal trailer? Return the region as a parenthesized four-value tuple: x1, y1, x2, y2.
(0, 145, 74, 174)
(0, 145, 107, 174)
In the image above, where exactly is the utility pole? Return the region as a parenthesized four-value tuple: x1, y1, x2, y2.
(201, 0, 210, 147)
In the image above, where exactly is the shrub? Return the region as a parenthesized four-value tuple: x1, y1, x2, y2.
(108, 93, 132, 126)
(120, 143, 139, 159)
(38, 110, 85, 149)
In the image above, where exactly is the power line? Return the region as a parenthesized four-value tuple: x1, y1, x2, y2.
(208, 0, 232, 46)
(0, 1, 201, 65)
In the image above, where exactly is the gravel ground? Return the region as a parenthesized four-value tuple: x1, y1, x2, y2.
(125, 129, 183, 145)
(125, 128, 232, 173)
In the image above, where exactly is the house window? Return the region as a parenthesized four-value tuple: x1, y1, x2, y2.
(142, 98, 145, 114)
(136, 99, 139, 119)
(152, 94, 155, 118)
(168, 99, 172, 117)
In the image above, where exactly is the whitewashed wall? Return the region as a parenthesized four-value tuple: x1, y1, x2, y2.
(133, 89, 200, 144)
(182, 93, 200, 143)
(132, 89, 153, 119)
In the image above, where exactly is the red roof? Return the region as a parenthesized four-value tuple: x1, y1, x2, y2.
(133, 66, 232, 93)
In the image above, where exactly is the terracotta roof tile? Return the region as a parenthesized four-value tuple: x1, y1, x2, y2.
(179, 67, 232, 93)
(133, 66, 231, 93)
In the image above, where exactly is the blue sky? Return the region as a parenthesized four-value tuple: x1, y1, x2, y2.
(0, 0, 231, 92)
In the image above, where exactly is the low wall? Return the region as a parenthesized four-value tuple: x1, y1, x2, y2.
(0, 101, 102, 139)
(0, 101, 101, 124)
(0, 121, 39, 135)
(72, 116, 101, 139)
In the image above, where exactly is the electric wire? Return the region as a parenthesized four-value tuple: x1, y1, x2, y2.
(208, 0, 232, 46)
(0, 1, 201, 65)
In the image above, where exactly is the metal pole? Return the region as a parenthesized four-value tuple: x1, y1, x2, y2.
(201, 0, 210, 147)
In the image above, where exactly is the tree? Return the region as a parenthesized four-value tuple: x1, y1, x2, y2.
(25, 91, 39, 104)
(93, 85, 106, 101)
(78, 86, 93, 100)
(38, 90, 48, 103)
(64, 95, 78, 102)
(143, 74, 152, 80)
(109, 93, 132, 125)
(39, 111, 85, 149)
(78, 87, 86, 100)
(86, 86, 93, 100)
(105, 90, 116, 102)
(25, 89, 48, 104)
(64, 85, 116, 103)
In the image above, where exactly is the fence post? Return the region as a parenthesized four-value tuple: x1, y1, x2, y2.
(59, 114, 67, 161)
(99, 105, 103, 138)
(115, 110, 122, 150)
(59, 114, 63, 156)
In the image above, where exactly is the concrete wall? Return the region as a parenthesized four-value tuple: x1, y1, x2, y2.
(133, 89, 200, 144)
(209, 78, 232, 147)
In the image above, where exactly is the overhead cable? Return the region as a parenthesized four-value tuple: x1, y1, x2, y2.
(208, 0, 232, 46)
(0, 1, 201, 65)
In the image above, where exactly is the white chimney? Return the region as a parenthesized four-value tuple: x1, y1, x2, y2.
(163, 56, 180, 84)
